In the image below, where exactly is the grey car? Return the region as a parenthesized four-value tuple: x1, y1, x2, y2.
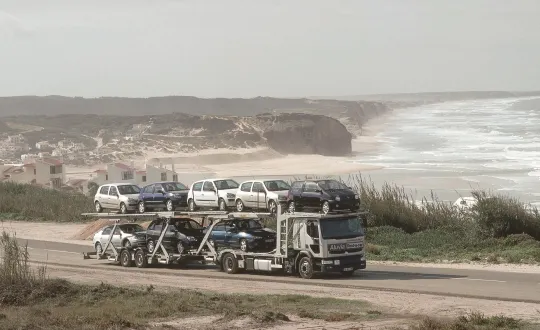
(94, 183, 141, 214)
(92, 223, 146, 255)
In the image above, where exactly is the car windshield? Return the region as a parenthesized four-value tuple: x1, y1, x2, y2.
(263, 180, 291, 191)
(316, 180, 349, 190)
(120, 224, 145, 233)
(117, 185, 140, 194)
(320, 217, 364, 239)
(236, 219, 263, 230)
(163, 182, 188, 191)
(214, 179, 239, 190)
(173, 219, 203, 230)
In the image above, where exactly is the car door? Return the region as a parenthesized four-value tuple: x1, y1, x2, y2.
(191, 181, 204, 206)
(211, 221, 228, 244)
(223, 220, 238, 248)
(237, 181, 253, 207)
(153, 183, 166, 207)
(108, 186, 120, 209)
(301, 182, 320, 209)
(98, 185, 110, 208)
(111, 226, 123, 246)
(202, 181, 218, 207)
(250, 182, 267, 210)
(99, 226, 113, 248)
(146, 220, 158, 242)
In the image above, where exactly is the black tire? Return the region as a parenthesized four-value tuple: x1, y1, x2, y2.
(298, 256, 314, 279)
(134, 249, 148, 268)
(218, 198, 227, 211)
(95, 201, 103, 213)
(119, 203, 128, 214)
(321, 201, 330, 214)
(166, 199, 175, 212)
(122, 239, 132, 248)
(138, 201, 146, 213)
(222, 253, 239, 274)
(268, 200, 277, 214)
(95, 242, 103, 257)
(120, 249, 133, 267)
(239, 238, 248, 252)
(288, 201, 295, 213)
(341, 270, 355, 277)
(147, 239, 156, 253)
(188, 199, 196, 212)
(236, 199, 245, 212)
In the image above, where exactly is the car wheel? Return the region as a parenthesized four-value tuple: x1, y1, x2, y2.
(268, 200, 277, 214)
(95, 202, 103, 213)
(134, 249, 148, 268)
(147, 239, 155, 253)
(95, 242, 103, 256)
(138, 201, 146, 213)
(218, 198, 227, 211)
(321, 201, 330, 214)
(119, 203, 128, 214)
(120, 249, 133, 267)
(239, 238, 248, 252)
(177, 241, 184, 254)
(166, 199, 175, 212)
(188, 199, 196, 212)
(298, 256, 314, 279)
(222, 253, 239, 274)
(236, 199, 245, 212)
(288, 201, 295, 213)
(123, 239, 131, 248)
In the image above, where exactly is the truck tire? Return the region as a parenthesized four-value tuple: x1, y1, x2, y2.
(120, 249, 133, 267)
(222, 253, 239, 274)
(134, 249, 148, 268)
(298, 256, 314, 279)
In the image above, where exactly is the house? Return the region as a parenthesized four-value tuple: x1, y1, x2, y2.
(106, 162, 136, 183)
(35, 157, 65, 188)
(146, 164, 179, 183)
(136, 170, 148, 185)
(1, 164, 35, 184)
(92, 169, 109, 186)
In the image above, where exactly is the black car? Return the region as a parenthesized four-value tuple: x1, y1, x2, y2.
(138, 181, 189, 213)
(202, 218, 277, 252)
(144, 217, 205, 254)
(287, 179, 360, 214)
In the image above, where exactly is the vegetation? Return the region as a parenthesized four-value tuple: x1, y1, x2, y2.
(0, 182, 93, 222)
(409, 312, 533, 330)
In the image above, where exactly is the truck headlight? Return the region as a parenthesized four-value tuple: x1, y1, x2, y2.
(335, 196, 341, 202)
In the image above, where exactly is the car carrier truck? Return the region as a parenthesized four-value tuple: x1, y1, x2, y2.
(82, 205, 367, 279)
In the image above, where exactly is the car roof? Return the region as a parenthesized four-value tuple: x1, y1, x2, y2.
(103, 183, 140, 186)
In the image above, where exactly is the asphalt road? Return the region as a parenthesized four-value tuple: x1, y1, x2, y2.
(19, 238, 540, 304)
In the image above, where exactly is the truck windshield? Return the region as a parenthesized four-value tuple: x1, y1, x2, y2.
(320, 217, 364, 239)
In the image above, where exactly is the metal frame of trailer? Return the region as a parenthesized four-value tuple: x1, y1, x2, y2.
(81, 210, 273, 268)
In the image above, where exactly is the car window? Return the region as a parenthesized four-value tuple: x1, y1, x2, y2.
(99, 186, 109, 194)
(213, 179, 239, 190)
(303, 182, 319, 192)
(109, 186, 118, 196)
(144, 185, 155, 194)
(117, 185, 140, 195)
(192, 182, 203, 191)
(164, 182, 188, 191)
(203, 181, 214, 192)
(102, 227, 112, 235)
(153, 183, 163, 192)
(316, 180, 349, 190)
(188, 220, 202, 229)
(252, 182, 264, 192)
(147, 221, 156, 230)
(291, 181, 303, 190)
(153, 222, 163, 232)
(264, 180, 290, 191)
(120, 224, 144, 233)
(236, 219, 263, 230)
(240, 182, 252, 192)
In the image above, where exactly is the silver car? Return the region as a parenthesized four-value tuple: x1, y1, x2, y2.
(235, 179, 290, 213)
(94, 183, 141, 214)
(92, 223, 146, 255)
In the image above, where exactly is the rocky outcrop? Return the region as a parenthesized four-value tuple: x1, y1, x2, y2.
(260, 113, 352, 156)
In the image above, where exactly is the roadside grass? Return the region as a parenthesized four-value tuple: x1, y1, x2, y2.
(410, 312, 534, 330)
(0, 182, 94, 222)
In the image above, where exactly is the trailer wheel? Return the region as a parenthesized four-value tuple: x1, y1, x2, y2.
(222, 253, 239, 274)
(134, 249, 148, 268)
(120, 249, 133, 267)
(298, 256, 314, 279)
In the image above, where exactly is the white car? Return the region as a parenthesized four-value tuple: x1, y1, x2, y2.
(187, 178, 240, 211)
(235, 179, 290, 214)
(94, 183, 141, 214)
(92, 223, 146, 255)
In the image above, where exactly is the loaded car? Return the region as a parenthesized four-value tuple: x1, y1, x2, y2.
(287, 179, 359, 214)
(202, 218, 276, 252)
(144, 217, 205, 254)
(235, 179, 290, 214)
(137, 181, 189, 213)
(187, 178, 239, 211)
(94, 183, 141, 214)
(92, 223, 147, 255)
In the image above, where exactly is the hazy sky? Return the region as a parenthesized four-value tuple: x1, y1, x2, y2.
(1, 0, 539, 98)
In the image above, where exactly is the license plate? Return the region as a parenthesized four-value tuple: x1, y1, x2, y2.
(344, 267, 353, 271)
(265, 239, 274, 242)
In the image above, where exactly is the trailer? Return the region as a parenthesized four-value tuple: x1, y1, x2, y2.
(81, 210, 272, 268)
(197, 205, 368, 279)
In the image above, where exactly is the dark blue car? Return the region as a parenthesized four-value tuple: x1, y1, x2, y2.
(137, 181, 189, 213)
(202, 218, 276, 252)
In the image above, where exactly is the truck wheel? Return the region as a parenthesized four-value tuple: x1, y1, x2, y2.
(134, 249, 148, 268)
(222, 253, 239, 274)
(120, 249, 133, 267)
(298, 256, 314, 279)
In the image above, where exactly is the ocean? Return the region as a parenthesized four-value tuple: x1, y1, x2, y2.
(351, 96, 540, 207)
